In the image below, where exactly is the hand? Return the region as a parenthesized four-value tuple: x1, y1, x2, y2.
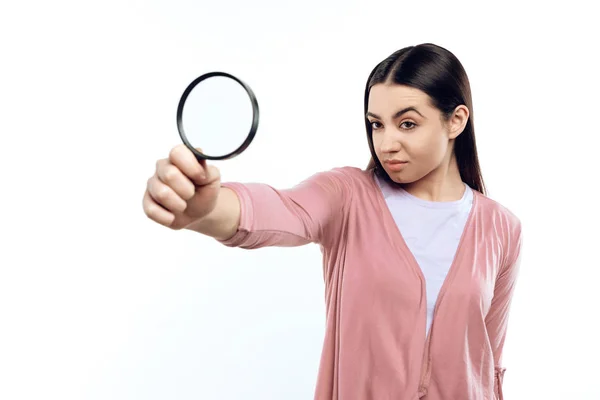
(143, 144, 221, 230)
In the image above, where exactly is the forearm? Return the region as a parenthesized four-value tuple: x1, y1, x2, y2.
(185, 169, 349, 248)
(184, 187, 241, 241)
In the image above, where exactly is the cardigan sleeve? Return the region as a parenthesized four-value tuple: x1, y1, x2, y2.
(485, 220, 523, 399)
(216, 168, 350, 249)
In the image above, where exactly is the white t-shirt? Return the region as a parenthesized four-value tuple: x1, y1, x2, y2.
(376, 175, 474, 336)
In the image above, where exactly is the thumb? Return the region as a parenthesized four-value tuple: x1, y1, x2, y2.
(203, 164, 221, 185)
(192, 147, 220, 186)
(189, 147, 208, 183)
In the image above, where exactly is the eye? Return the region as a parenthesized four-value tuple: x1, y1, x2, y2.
(400, 121, 417, 130)
(370, 121, 382, 130)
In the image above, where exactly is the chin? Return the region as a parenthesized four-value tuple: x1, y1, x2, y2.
(384, 170, 412, 184)
(390, 176, 412, 184)
(384, 168, 427, 185)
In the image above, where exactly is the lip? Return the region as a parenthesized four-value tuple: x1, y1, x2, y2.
(384, 160, 408, 172)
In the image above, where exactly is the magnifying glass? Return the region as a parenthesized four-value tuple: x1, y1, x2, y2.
(176, 71, 259, 161)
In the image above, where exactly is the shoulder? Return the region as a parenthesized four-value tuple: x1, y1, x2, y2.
(306, 166, 376, 190)
(473, 191, 523, 266)
(474, 191, 521, 232)
(326, 166, 377, 186)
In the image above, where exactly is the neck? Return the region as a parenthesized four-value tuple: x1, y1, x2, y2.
(402, 153, 465, 202)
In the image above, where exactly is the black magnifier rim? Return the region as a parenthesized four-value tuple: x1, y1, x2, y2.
(176, 71, 259, 161)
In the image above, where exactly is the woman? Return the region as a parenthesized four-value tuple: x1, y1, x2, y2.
(143, 43, 522, 400)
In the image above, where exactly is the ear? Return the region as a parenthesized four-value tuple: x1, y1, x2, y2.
(447, 105, 469, 139)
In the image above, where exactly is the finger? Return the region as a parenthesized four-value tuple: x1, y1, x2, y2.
(194, 147, 208, 170)
(168, 144, 205, 185)
(143, 190, 175, 226)
(156, 159, 196, 200)
(203, 164, 221, 185)
(147, 176, 188, 213)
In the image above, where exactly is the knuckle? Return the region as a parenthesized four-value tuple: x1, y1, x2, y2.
(147, 176, 158, 191)
(162, 165, 178, 182)
(142, 203, 151, 217)
(169, 144, 186, 161)
(182, 185, 195, 200)
(164, 213, 177, 227)
(155, 186, 170, 201)
(143, 203, 158, 219)
(165, 217, 177, 228)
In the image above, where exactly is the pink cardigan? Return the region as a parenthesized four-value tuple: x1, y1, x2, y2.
(219, 166, 522, 400)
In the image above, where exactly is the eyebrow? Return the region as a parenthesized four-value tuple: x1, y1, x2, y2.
(366, 106, 425, 120)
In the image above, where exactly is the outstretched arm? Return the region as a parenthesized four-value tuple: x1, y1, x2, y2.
(192, 169, 350, 248)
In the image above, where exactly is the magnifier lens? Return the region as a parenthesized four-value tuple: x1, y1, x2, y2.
(177, 72, 259, 160)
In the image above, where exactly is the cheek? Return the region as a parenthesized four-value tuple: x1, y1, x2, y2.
(412, 131, 447, 159)
(371, 134, 384, 156)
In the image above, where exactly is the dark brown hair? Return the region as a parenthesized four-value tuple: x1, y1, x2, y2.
(364, 43, 486, 195)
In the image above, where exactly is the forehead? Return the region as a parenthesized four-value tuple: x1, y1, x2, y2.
(368, 84, 432, 113)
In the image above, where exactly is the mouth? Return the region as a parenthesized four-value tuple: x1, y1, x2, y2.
(383, 160, 408, 172)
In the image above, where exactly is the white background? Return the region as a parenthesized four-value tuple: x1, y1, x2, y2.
(1, 0, 599, 399)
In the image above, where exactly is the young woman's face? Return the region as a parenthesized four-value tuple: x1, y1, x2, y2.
(367, 84, 465, 184)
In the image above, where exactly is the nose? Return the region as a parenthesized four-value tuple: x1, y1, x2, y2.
(379, 131, 401, 153)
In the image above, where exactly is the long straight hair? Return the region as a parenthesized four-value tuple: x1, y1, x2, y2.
(365, 43, 486, 195)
